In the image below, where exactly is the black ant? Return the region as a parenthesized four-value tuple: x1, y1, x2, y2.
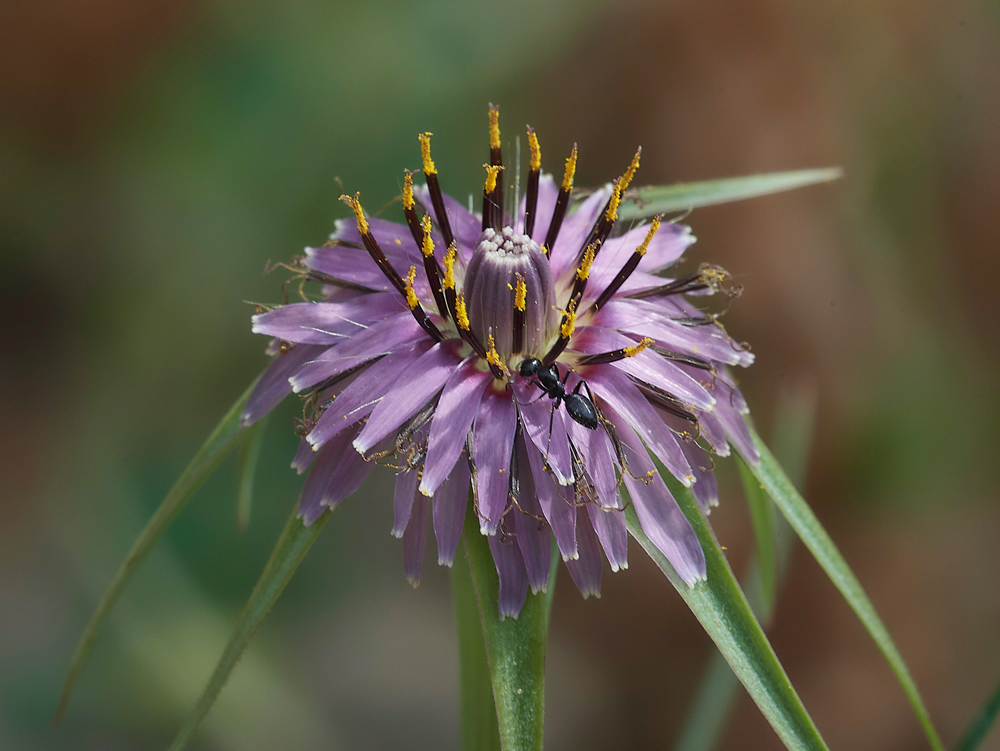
(518, 357, 599, 430)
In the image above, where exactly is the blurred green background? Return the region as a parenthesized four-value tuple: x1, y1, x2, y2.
(2, 0, 999, 748)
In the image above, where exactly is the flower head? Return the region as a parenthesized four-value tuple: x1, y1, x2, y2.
(243, 106, 758, 617)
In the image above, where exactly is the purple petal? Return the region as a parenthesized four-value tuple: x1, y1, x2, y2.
(392, 468, 420, 538)
(487, 534, 529, 619)
(571, 327, 716, 410)
(566, 419, 622, 509)
(697, 411, 731, 457)
(585, 221, 695, 293)
(594, 299, 755, 368)
(549, 186, 613, 280)
(242, 344, 325, 426)
(566, 515, 602, 598)
(433, 459, 470, 566)
(289, 314, 425, 394)
(251, 293, 399, 345)
(513, 436, 553, 594)
(353, 341, 463, 455)
(291, 437, 315, 475)
(523, 436, 577, 560)
(298, 427, 361, 524)
(471, 390, 518, 535)
(413, 184, 481, 263)
(604, 403, 706, 584)
(587, 503, 628, 572)
(516, 173, 559, 243)
(307, 340, 434, 449)
(681, 440, 719, 514)
(403, 492, 430, 586)
(514, 379, 573, 485)
(586, 366, 695, 486)
(420, 358, 492, 496)
(325, 216, 434, 273)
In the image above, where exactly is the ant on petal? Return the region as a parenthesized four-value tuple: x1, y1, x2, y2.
(518, 357, 599, 430)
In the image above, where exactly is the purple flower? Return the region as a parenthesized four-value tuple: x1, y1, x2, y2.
(243, 106, 758, 618)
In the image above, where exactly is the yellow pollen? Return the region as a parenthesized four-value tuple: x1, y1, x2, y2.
(420, 215, 435, 257)
(418, 132, 436, 175)
(486, 333, 505, 372)
(443, 243, 457, 289)
(489, 105, 501, 150)
(403, 170, 415, 211)
(576, 243, 596, 281)
(605, 180, 622, 223)
(527, 127, 541, 171)
(636, 216, 661, 256)
(560, 300, 578, 339)
(620, 147, 641, 193)
(622, 337, 653, 358)
(561, 144, 578, 192)
(483, 164, 503, 194)
(514, 276, 527, 311)
(404, 265, 419, 309)
(340, 192, 369, 235)
(455, 292, 471, 330)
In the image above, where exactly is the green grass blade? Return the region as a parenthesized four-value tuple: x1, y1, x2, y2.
(236, 415, 268, 532)
(956, 676, 1000, 751)
(452, 536, 503, 751)
(746, 425, 944, 751)
(617, 168, 843, 222)
(740, 456, 777, 613)
(168, 503, 331, 751)
(627, 476, 829, 751)
(54, 379, 257, 725)
(461, 509, 556, 751)
(674, 389, 816, 751)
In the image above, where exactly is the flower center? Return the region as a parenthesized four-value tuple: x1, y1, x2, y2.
(463, 226, 558, 362)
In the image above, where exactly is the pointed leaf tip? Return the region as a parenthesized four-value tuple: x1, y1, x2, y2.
(618, 167, 843, 221)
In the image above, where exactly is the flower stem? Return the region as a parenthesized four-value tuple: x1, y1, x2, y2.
(452, 503, 557, 751)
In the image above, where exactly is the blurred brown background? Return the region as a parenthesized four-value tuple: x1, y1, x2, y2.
(2, 0, 999, 748)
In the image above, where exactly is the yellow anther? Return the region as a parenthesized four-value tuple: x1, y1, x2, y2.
(560, 300, 578, 340)
(455, 292, 471, 330)
(604, 180, 622, 223)
(489, 105, 501, 150)
(403, 170, 415, 211)
(483, 164, 503, 194)
(340, 192, 369, 235)
(404, 265, 420, 310)
(420, 215, 435, 257)
(636, 216, 661, 256)
(486, 333, 505, 372)
(620, 147, 641, 193)
(561, 144, 578, 192)
(527, 127, 541, 171)
(443, 243, 457, 290)
(622, 337, 653, 358)
(576, 243, 596, 281)
(418, 132, 436, 175)
(514, 276, 527, 312)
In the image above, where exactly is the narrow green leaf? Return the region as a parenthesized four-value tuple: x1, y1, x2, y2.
(168, 503, 330, 751)
(236, 414, 268, 532)
(617, 168, 843, 222)
(626, 477, 829, 751)
(55, 379, 258, 725)
(746, 425, 944, 751)
(452, 538, 503, 751)
(461, 510, 556, 751)
(740, 456, 777, 614)
(956, 676, 1000, 751)
(674, 389, 815, 751)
